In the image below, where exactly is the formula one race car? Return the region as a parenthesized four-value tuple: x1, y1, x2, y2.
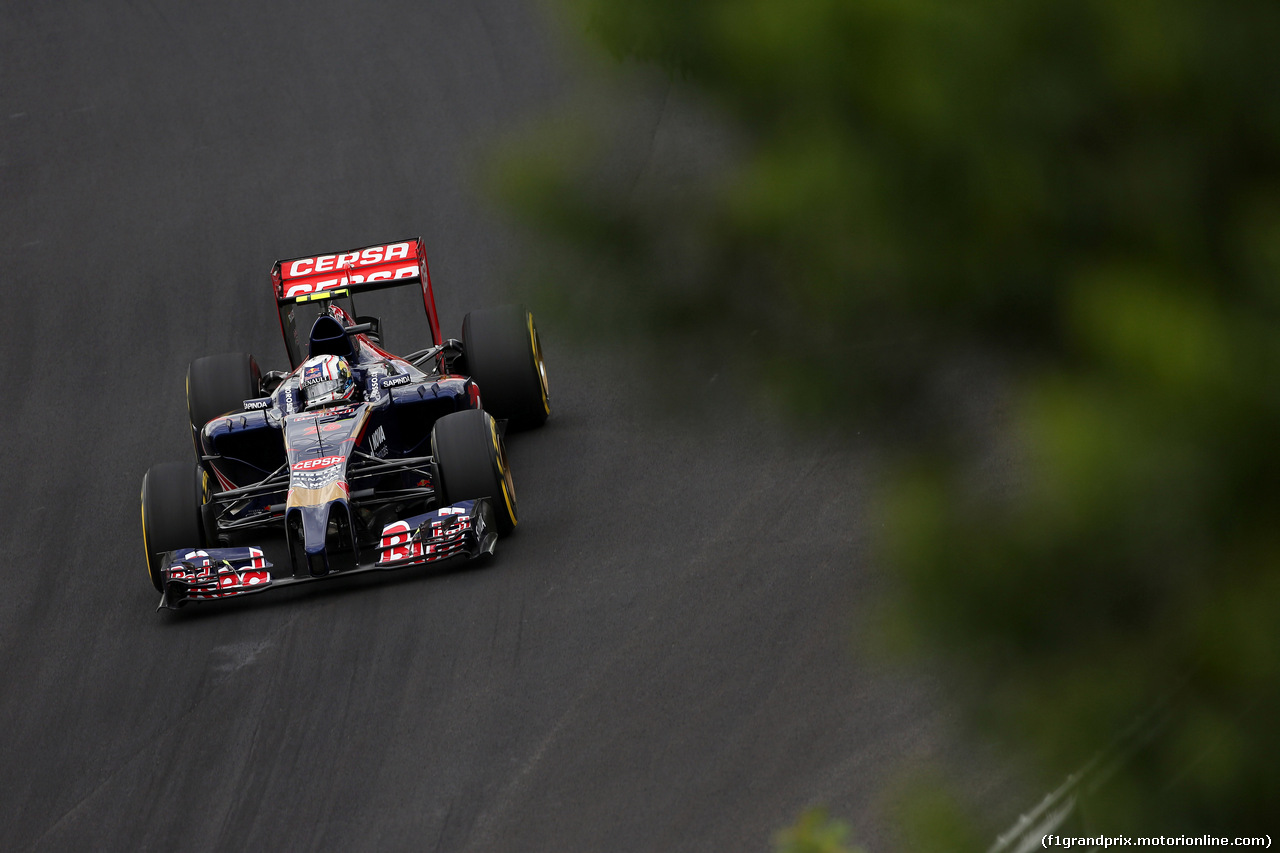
(139, 237, 550, 608)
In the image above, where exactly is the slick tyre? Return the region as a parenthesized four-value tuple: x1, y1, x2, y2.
(141, 462, 209, 591)
(187, 352, 262, 454)
(462, 305, 549, 431)
(432, 409, 518, 535)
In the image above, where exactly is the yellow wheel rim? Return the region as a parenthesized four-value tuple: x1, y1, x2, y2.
(141, 478, 154, 583)
(528, 312, 550, 415)
(489, 415, 518, 527)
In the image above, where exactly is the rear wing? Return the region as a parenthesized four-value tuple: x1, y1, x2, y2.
(271, 237, 442, 360)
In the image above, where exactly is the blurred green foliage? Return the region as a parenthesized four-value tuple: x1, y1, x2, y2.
(501, 0, 1280, 841)
(775, 807, 861, 853)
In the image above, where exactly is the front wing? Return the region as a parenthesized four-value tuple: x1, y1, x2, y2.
(158, 499, 497, 609)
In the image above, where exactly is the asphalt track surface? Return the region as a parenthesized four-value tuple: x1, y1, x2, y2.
(1, 3, 1012, 850)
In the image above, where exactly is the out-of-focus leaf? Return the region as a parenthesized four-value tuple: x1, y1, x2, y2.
(498, 0, 1280, 838)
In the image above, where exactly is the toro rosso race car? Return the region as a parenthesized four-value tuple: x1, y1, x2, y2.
(139, 238, 550, 609)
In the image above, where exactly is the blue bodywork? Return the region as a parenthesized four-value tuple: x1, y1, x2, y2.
(160, 304, 488, 608)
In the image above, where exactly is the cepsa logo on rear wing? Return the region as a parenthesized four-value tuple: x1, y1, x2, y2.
(271, 236, 442, 349)
(273, 239, 426, 299)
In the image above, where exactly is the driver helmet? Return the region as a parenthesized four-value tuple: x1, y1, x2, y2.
(300, 354, 357, 409)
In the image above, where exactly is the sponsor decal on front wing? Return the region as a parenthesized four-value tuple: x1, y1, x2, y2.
(165, 548, 272, 600)
(378, 506, 473, 565)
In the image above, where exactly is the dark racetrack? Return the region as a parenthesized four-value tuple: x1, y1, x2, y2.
(1, 3, 1010, 850)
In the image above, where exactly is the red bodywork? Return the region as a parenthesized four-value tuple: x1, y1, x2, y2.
(271, 237, 442, 348)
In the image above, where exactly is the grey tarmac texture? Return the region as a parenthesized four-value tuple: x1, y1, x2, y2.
(0, 2, 1008, 850)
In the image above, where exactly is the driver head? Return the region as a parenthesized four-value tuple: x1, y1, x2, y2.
(300, 354, 357, 409)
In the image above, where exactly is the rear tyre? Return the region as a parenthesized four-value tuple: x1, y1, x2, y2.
(462, 305, 549, 431)
(432, 409, 518, 535)
(187, 352, 262, 454)
(141, 462, 209, 591)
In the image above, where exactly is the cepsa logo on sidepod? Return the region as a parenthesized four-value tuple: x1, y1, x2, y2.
(292, 456, 344, 472)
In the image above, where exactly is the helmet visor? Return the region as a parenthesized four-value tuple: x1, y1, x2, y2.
(304, 377, 347, 407)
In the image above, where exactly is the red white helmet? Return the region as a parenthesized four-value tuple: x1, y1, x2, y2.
(299, 355, 357, 409)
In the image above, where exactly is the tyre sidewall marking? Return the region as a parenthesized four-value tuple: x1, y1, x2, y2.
(141, 474, 155, 583)
(528, 312, 550, 415)
(199, 469, 210, 545)
(488, 415, 518, 526)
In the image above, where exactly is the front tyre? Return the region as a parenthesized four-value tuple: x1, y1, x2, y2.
(462, 305, 549, 431)
(431, 409, 518, 535)
(141, 462, 209, 591)
(187, 352, 262, 455)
